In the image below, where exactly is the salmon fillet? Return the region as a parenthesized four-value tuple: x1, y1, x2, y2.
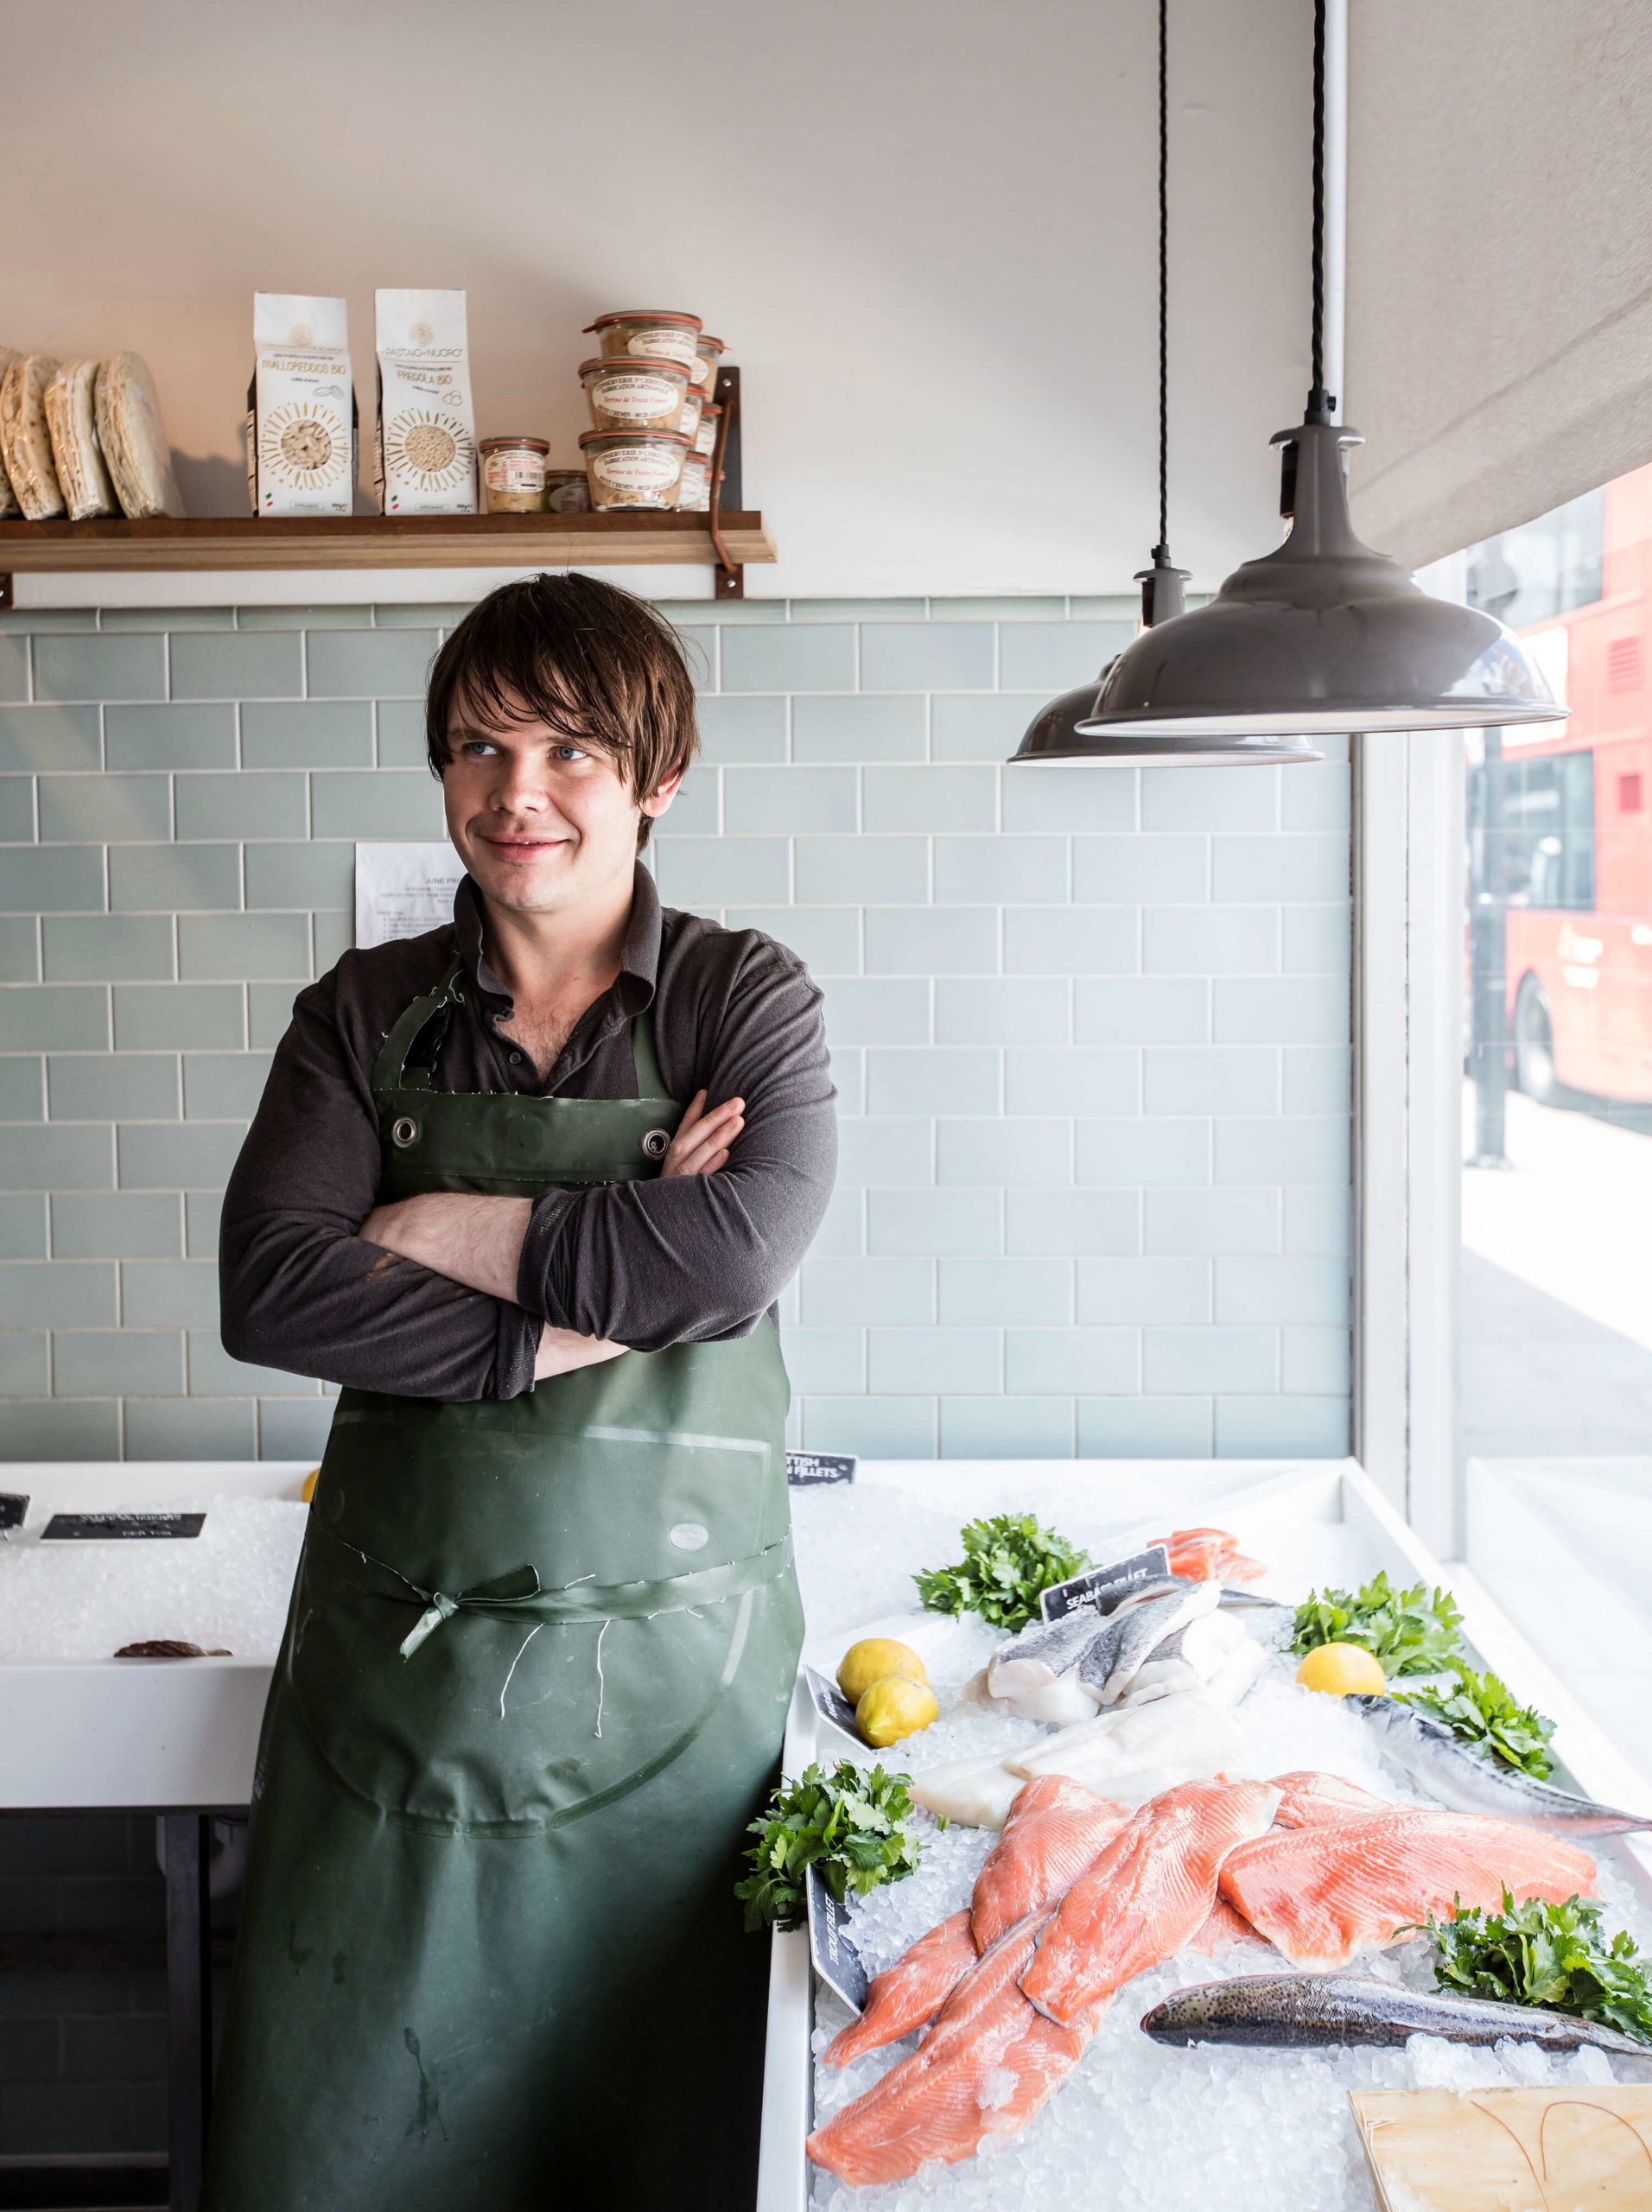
(1269, 1770, 1393, 1827)
(1185, 1893, 1266, 1955)
(1151, 1525, 1268, 1584)
(1219, 1808, 1598, 1971)
(1019, 1777, 1281, 2027)
(970, 1776, 1134, 1953)
(807, 1914, 1097, 2186)
(823, 1910, 978, 2068)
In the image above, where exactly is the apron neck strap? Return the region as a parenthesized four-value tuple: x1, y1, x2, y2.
(372, 958, 670, 1103)
(371, 957, 467, 1096)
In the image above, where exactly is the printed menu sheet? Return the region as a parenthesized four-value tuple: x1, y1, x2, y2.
(354, 842, 464, 950)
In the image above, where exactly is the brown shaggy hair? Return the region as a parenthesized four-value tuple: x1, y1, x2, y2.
(424, 573, 701, 851)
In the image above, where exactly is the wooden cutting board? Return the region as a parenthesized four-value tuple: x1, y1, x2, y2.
(1350, 2086, 1652, 2209)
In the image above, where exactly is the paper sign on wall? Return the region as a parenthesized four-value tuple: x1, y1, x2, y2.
(354, 842, 465, 950)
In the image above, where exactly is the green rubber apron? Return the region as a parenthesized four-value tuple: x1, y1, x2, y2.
(204, 960, 802, 2211)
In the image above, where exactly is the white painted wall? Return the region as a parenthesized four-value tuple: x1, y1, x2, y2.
(0, 0, 1315, 598)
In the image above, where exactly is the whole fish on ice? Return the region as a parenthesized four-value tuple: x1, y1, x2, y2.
(1141, 1972, 1652, 2063)
(1349, 1692, 1652, 1836)
(806, 1913, 1097, 2186)
(1019, 1777, 1282, 2026)
(822, 1912, 978, 2068)
(1218, 1806, 1598, 1971)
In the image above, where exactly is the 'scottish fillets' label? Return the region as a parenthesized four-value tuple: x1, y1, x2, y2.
(484, 453, 546, 493)
(591, 447, 683, 494)
(592, 373, 681, 423)
(626, 327, 699, 367)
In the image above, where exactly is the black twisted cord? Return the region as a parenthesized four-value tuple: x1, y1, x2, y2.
(1306, 0, 1334, 421)
(1156, 0, 1170, 554)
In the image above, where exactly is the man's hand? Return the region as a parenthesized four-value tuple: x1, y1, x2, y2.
(661, 1090, 744, 1179)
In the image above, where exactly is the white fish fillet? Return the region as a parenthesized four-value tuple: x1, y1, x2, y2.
(1006, 1688, 1248, 1793)
(910, 1755, 1033, 1829)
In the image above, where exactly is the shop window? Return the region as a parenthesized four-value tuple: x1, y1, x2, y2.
(1446, 461, 1652, 1785)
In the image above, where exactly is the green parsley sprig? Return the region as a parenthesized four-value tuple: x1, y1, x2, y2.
(1289, 1569, 1465, 1679)
(1397, 1662, 1556, 1778)
(1420, 1888, 1652, 2046)
(915, 1512, 1091, 1633)
(735, 1760, 929, 1933)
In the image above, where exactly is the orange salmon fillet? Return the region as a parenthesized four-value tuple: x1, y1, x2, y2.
(1269, 1770, 1393, 1827)
(1185, 1894, 1266, 1955)
(1219, 1808, 1598, 1971)
(1151, 1525, 1268, 1584)
(807, 1914, 1097, 2187)
(822, 1910, 979, 2068)
(971, 1776, 1134, 1953)
(1019, 1777, 1282, 2026)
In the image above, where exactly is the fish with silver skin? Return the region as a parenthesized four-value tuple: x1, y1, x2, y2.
(1140, 1972, 1652, 2063)
(1349, 1693, 1652, 1837)
(1080, 1580, 1221, 1705)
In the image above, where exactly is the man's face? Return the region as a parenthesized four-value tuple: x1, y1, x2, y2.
(442, 696, 680, 917)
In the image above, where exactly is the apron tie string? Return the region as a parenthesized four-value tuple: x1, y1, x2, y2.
(308, 1520, 792, 1660)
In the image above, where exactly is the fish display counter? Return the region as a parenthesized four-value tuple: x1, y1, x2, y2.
(758, 1460, 1652, 2212)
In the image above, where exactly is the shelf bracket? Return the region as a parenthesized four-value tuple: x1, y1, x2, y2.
(707, 366, 745, 600)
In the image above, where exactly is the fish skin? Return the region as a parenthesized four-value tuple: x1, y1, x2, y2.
(1349, 1692, 1652, 1836)
(822, 1910, 979, 2068)
(1019, 1777, 1283, 2027)
(1140, 1972, 1652, 2062)
(1269, 1770, 1393, 1827)
(805, 1913, 1099, 2187)
(1080, 1580, 1222, 1704)
(971, 1777, 1134, 1953)
(1218, 1807, 1598, 1972)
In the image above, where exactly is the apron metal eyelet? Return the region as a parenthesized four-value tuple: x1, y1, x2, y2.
(391, 1116, 419, 1149)
(641, 1128, 671, 1160)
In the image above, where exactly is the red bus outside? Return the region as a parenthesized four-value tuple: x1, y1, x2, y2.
(1466, 465, 1652, 1106)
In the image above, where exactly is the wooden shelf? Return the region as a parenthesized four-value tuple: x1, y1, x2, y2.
(0, 510, 776, 576)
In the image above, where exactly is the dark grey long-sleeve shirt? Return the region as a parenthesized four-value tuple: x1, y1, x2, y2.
(219, 864, 836, 1402)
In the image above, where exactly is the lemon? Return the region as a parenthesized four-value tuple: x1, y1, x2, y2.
(836, 1637, 927, 1705)
(300, 1468, 320, 1504)
(1296, 1641, 1388, 1697)
(855, 1674, 940, 1749)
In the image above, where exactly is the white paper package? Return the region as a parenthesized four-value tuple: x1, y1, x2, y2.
(373, 289, 476, 514)
(246, 295, 357, 517)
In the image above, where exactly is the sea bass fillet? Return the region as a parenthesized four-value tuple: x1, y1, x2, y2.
(822, 1910, 979, 2068)
(807, 1915, 1096, 2187)
(1218, 1808, 1598, 1971)
(971, 1777, 1134, 1953)
(1020, 1777, 1282, 2027)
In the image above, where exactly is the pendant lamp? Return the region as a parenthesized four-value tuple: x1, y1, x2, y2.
(1014, 0, 1566, 766)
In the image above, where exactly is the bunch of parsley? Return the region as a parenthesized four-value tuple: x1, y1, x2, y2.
(1289, 1569, 1465, 1679)
(1397, 1662, 1556, 1778)
(735, 1761, 928, 1933)
(1421, 1888, 1652, 2045)
(915, 1512, 1090, 1633)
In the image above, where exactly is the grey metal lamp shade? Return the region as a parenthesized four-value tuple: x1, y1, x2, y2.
(1016, 423, 1566, 761)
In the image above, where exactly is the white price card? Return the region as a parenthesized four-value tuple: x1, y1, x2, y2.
(354, 842, 465, 950)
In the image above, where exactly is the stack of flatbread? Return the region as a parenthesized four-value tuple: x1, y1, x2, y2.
(0, 349, 184, 520)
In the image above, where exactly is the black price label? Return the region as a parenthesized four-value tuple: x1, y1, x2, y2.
(41, 1511, 206, 1542)
(805, 1665, 862, 1738)
(1040, 1543, 1170, 1623)
(0, 1493, 28, 1533)
(786, 1452, 856, 1487)
(806, 1863, 868, 2016)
